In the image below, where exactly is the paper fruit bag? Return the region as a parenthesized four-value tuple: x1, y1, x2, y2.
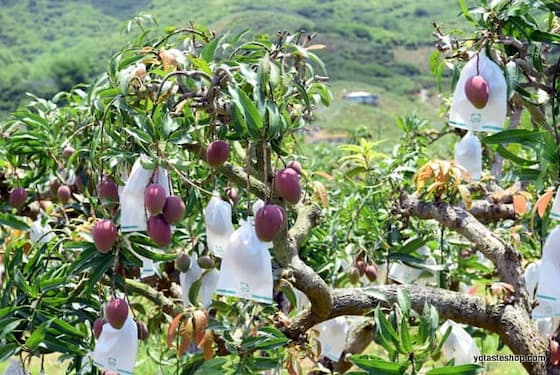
(454, 131, 482, 181)
(216, 218, 273, 304)
(449, 52, 507, 132)
(92, 314, 138, 374)
(534, 225, 560, 317)
(120, 155, 171, 233)
(439, 320, 480, 365)
(204, 192, 234, 257)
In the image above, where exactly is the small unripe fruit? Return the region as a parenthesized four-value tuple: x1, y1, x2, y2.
(105, 298, 129, 329)
(98, 177, 119, 206)
(255, 204, 285, 242)
(93, 219, 118, 253)
(365, 265, 378, 282)
(144, 183, 166, 215)
(348, 267, 361, 284)
(275, 168, 301, 204)
(287, 160, 303, 175)
(62, 146, 75, 158)
(162, 195, 185, 225)
(465, 75, 489, 109)
(57, 185, 72, 203)
(198, 255, 215, 269)
(93, 318, 106, 339)
(136, 320, 149, 341)
(206, 140, 229, 167)
(9, 187, 27, 209)
(147, 215, 172, 247)
(175, 253, 191, 273)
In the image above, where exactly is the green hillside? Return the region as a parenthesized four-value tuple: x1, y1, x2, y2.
(0, 0, 470, 132)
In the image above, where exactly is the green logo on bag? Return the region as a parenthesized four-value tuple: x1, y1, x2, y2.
(470, 113, 481, 123)
(240, 282, 250, 293)
(108, 357, 117, 368)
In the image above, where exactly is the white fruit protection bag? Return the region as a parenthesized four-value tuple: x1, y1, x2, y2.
(533, 226, 560, 318)
(92, 314, 138, 375)
(120, 155, 171, 232)
(30, 216, 55, 245)
(179, 254, 203, 307)
(438, 320, 480, 365)
(312, 316, 349, 361)
(179, 254, 220, 308)
(311, 316, 370, 362)
(120, 155, 172, 276)
(449, 52, 507, 132)
(524, 261, 560, 333)
(216, 218, 273, 304)
(204, 192, 234, 258)
(388, 246, 438, 286)
(2, 359, 25, 375)
(454, 131, 482, 181)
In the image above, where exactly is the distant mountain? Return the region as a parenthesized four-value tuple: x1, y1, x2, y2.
(0, 0, 467, 117)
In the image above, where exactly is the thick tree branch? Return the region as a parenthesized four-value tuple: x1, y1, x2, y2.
(277, 203, 333, 336)
(124, 278, 182, 316)
(466, 200, 516, 224)
(332, 286, 549, 375)
(399, 194, 528, 307)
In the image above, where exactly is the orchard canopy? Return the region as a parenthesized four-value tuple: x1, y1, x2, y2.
(2, 1, 560, 374)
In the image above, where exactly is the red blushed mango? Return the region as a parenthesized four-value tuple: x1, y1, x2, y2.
(9, 187, 27, 209)
(255, 204, 285, 242)
(162, 195, 185, 224)
(275, 168, 301, 204)
(144, 183, 166, 215)
(147, 214, 171, 247)
(93, 318, 106, 339)
(57, 185, 72, 203)
(98, 177, 119, 206)
(206, 140, 229, 167)
(465, 75, 489, 109)
(106, 298, 129, 329)
(93, 219, 118, 253)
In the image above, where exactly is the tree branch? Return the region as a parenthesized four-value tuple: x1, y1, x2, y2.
(399, 194, 528, 307)
(466, 200, 516, 224)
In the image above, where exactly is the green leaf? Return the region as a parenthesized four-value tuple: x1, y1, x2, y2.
(482, 129, 543, 146)
(0, 343, 18, 362)
(397, 237, 427, 254)
(426, 364, 483, 375)
(0, 320, 22, 340)
(201, 36, 221, 62)
(400, 316, 412, 354)
(494, 145, 537, 166)
(350, 355, 407, 375)
(458, 0, 476, 24)
(26, 321, 50, 350)
(397, 289, 411, 317)
(0, 213, 30, 231)
(189, 277, 202, 306)
(375, 306, 401, 350)
(531, 30, 560, 45)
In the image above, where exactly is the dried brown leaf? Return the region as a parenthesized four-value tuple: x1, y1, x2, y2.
(167, 312, 185, 348)
(513, 194, 527, 215)
(313, 181, 329, 207)
(458, 185, 472, 210)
